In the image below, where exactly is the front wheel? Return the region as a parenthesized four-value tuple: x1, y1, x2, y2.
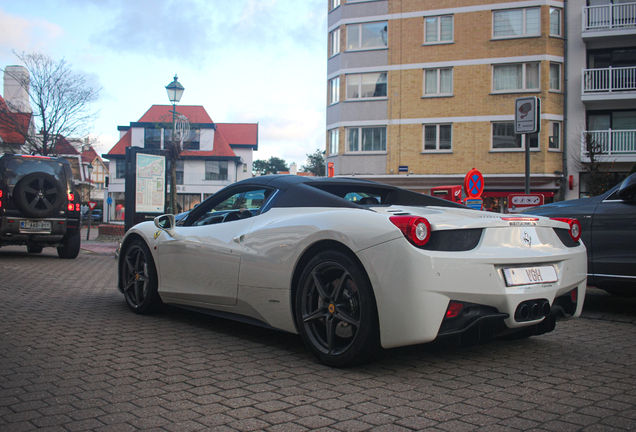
(295, 250, 381, 367)
(121, 240, 164, 314)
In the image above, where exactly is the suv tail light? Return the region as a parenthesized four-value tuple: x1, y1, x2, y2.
(551, 218, 581, 242)
(0, 189, 3, 208)
(68, 193, 74, 201)
(390, 215, 431, 246)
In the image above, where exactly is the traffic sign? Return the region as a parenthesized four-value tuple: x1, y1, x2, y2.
(515, 96, 540, 134)
(464, 168, 484, 198)
(107, 197, 113, 205)
(88, 201, 97, 210)
(507, 194, 544, 213)
(464, 198, 483, 210)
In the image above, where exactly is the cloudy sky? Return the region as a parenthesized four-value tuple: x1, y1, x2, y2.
(0, 0, 327, 166)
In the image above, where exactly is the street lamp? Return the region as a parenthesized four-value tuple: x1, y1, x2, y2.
(86, 164, 94, 241)
(165, 74, 185, 214)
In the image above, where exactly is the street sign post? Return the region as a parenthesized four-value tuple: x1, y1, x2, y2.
(515, 97, 540, 194)
(463, 168, 484, 210)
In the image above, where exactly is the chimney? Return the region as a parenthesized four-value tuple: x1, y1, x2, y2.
(3, 66, 31, 113)
(290, 163, 297, 175)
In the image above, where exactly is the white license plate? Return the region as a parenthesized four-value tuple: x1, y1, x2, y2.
(20, 220, 52, 232)
(503, 266, 558, 287)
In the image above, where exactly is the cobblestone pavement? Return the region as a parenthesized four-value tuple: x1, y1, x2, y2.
(1, 247, 635, 432)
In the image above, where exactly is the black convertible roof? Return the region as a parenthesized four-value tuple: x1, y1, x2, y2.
(236, 175, 465, 210)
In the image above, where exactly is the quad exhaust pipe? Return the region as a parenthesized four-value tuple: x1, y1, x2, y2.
(515, 299, 551, 322)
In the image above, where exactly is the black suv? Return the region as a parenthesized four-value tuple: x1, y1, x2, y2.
(0, 154, 82, 258)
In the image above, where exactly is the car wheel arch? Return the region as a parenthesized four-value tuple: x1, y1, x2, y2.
(118, 233, 150, 292)
(289, 239, 374, 332)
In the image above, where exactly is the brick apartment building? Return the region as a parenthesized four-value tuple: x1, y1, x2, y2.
(326, 0, 573, 211)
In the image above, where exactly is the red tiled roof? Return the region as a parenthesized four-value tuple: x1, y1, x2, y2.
(55, 136, 79, 155)
(81, 145, 100, 163)
(138, 105, 214, 124)
(105, 129, 131, 156)
(0, 95, 31, 144)
(215, 123, 258, 147)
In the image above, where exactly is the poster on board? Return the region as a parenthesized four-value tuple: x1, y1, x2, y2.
(135, 153, 166, 213)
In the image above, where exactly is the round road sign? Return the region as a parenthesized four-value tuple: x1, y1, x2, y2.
(464, 168, 485, 198)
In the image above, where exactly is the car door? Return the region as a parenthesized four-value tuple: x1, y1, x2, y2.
(591, 191, 636, 279)
(155, 187, 271, 306)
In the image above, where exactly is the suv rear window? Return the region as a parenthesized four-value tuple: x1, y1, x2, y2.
(1, 157, 73, 192)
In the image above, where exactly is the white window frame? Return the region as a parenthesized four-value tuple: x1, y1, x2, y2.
(424, 15, 454, 44)
(423, 68, 453, 97)
(329, 77, 340, 105)
(549, 121, 561, 151)
(330, 28, 340, 57)
(492, 7, 541, 39)
(329, 0, 340, 12)
(329, 128, 339, 155)
(346, 21, 388, 51)
(549, 63, 561, 91)
(549, 7, 562, 37)
(346, 126, 387, 153)
(423, 124, 453, 152)
(491, 122, 539, 151)
(345, 72, 388, 100)
(492, 62, 540, 93)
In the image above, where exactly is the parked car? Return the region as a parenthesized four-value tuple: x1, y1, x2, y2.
(0, 154, 82, 258)
(117, 175, 587, 367)
(523, 173, 636, 297)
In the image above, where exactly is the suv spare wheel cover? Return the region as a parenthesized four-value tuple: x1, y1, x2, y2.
(14, 172, 65, 218)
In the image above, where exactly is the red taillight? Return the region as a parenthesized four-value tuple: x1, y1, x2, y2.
(68, 193, 74, 201)
(390, 215, 431, 246)
(67, 203, 74, 211)
(445, 301, 464, 318)
(75, 203, 80, 212)
(551, 218, 581, 242)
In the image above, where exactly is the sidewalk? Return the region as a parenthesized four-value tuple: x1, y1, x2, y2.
(80, 225, 120, 255)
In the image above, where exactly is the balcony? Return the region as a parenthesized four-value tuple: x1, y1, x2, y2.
(581, 130, 636, 163)
(581, 66, 636, 102)
(583, 2, 636, 38)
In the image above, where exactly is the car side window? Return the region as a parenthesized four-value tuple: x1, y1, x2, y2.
(188, 188, 272, 226)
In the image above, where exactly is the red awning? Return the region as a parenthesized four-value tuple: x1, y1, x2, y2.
(482, 191, 554, 198)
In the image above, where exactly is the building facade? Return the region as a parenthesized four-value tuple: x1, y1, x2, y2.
(104, 105, 258, 221)
(327, 0, 567, 211)
(566, 0, 636, 199)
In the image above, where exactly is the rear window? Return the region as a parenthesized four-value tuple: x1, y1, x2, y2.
(308, 184, 392, 205)
(1, 156, 73, 191)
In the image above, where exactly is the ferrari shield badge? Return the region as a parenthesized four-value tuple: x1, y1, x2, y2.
(154, 230, 162, 240)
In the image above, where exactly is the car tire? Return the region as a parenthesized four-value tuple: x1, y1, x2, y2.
(57, 229, 81, 259)
(295, 250, 381, 367)
(121, 239, 164, 314)
(14, 172, 64, 218)
(27, 245, 43, 254)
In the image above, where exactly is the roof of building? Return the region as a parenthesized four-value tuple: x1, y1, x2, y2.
(105, 105, 242, 159)
(215, 123, 258, 149)
(55, 136, 80, 155)
(0, 95, 31, 144)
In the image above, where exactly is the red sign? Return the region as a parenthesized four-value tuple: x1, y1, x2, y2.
(464, 168, 484, 198)
(507, 194, 544, 213)
(88, 201, 97, 210)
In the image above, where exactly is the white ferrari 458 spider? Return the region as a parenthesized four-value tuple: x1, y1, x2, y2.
(117, 175, 587, 367)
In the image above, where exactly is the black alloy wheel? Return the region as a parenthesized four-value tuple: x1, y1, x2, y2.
(295, 250, 381, 367)
(122, 240, 163, 314)
(14, 172, 64, 218)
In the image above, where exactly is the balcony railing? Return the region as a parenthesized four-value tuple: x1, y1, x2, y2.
(583, 2, 636, 31)
(581, 130, 636, 158)
(582, 66, 636, 94)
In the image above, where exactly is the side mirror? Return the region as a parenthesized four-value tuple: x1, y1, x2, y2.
(154, 214, 176, 236)
(617, 173, 636, 200)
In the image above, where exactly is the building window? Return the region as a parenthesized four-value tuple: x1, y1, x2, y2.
(493, 8, 540, 38)
(115, 159, 125, 179)
(424, 15, 453, 44)
(424, 68, 453, 96)
(346, 126, 386, 152)
(330, 28, 340, 57)
(176, 160, 184, 185)
(144, 127, 162, 149)
(329, 129, 339, 155)
(549, 122, 561, 150)
(205, 160, 228, 180)
(164, 128, 200, 150)
(492, 122, 538, 150)
(329, 0, 340, 11)
(550, 63, 561, 91)
(550, 7, 562, 36)
(492, 63, 539, 92)
(347, 22, 388, 50)
(329, 77, 340, 105)
(423, 124, 452, 151)
(346, 72, 387, 99)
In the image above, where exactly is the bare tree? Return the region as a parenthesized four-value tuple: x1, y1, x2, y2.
(0, 51, 100, 156)
(165, 114, 190, 214)
(571, 131, 617, 197)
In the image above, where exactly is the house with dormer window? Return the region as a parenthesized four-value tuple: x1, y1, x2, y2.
(104, 105, 257, 221)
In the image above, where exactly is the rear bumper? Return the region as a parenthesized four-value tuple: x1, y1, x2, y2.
(0, 216, 74, 245)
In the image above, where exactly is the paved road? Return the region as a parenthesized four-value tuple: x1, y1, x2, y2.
(1, 247, 635, 431)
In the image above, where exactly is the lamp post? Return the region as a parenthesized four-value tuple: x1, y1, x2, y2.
(86, 164, 94, 241)
(165, 74, 185, 214)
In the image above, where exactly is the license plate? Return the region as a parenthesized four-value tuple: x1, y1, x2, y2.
(20, 220, 52, 233)
(503, 266, 558, 287)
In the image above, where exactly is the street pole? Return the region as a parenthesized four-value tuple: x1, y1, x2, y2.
(525, 133, 530, 195)
(86, 165, 93, 241)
